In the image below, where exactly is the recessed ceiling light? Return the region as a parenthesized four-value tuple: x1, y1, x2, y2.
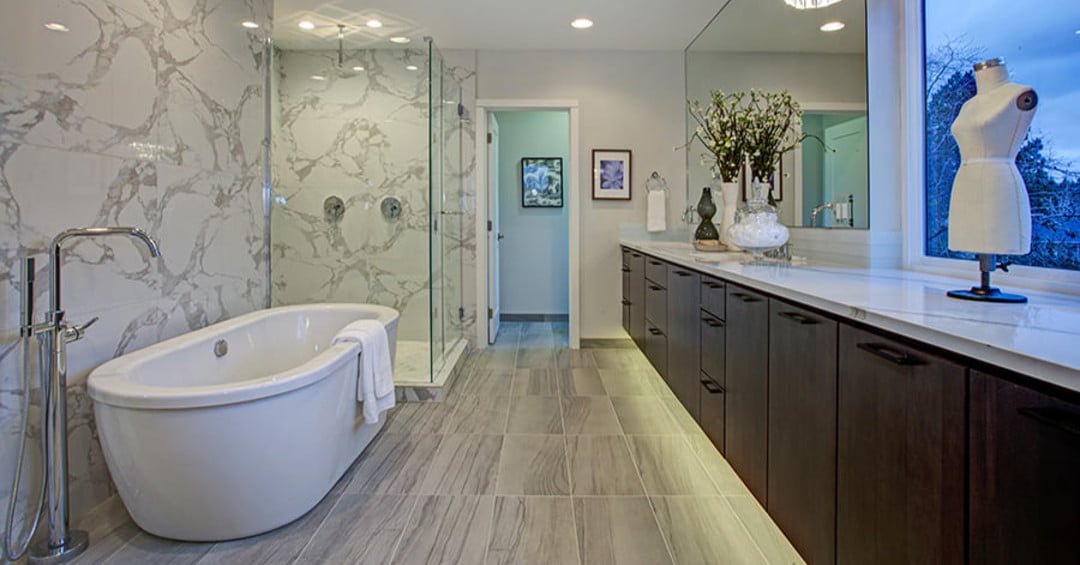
(43, 22, 70, 32)
(366, 19, 383, 28)
(571, 18, 593, 29)
(785, 0, 843, 8)
(352, 66, 365, 71)
(241, 21, 259, 29)
(298, 20, 315, 30)
(310, 75, 327, 81)
(820, 21, 846, 32)
(389, 36, 410, 44)
(405, 65, 419, 71)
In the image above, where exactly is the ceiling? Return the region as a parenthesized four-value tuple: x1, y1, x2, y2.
(272, 0, 724, 50)
(689, 0, 866, 54)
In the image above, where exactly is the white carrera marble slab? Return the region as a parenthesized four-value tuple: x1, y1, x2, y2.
(621, 240, 1080, 394)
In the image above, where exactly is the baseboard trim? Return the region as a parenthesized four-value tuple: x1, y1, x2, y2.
(501, 314, 569, 322)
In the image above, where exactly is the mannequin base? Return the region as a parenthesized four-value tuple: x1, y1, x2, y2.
(947, 286, 1027, 303)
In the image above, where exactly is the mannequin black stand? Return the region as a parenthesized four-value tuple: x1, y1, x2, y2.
(947, 253, 1027, 303)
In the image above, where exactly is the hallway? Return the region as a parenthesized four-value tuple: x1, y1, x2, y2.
(72, 322, 802, 564)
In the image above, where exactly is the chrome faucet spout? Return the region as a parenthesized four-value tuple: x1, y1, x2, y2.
(48, 227, 161, 315)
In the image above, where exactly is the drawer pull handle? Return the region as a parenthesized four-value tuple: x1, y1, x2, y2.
(621, 267, 631, 273)
(701, 317, 725, 328)
(648, 285, 664, 291)
(700, 379, 725, 394)
(704, 282, 724, 289)
(621, 299, 631, 306)
(729, 292, 761, 303)
(674, 270, 692, 277)
(1018, 406, 1080, 439)
(777, 311, 819, 325)
(856, 342, 926, 366)
(649, 260, 663, 265)
(648, 328, 664, 336)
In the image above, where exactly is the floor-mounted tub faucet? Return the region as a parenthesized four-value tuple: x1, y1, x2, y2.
(15, 227, 160, 564)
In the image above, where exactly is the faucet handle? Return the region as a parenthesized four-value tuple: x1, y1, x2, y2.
(67, 316, 100, 342)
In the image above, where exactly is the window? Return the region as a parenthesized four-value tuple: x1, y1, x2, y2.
(923, 1, 1080, 271)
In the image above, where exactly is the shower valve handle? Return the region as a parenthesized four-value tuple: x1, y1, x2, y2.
(66, 316, 100, 342)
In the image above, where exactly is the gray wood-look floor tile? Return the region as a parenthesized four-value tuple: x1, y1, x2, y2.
(496, 434, 570, 495)
(610, 396, 681, 434)
(567, 436, 644, 495)
(345, 433, 442, 494)
(516, 348, 556, 368)
(650, 496, 767, 565)
(684, 433, 755, 496)
(293, 494, 415, 564)
(196, 484, 343, 565)
(487, 496, 580, 565)
(626, 436, 719, 496)
(592, 349, 650, 370)
(506, 396, 563, 434)
(464, 350, 518, 374)
(421, 434, 503, 495)
(71, 498, 141, 564)
(660, 397, 703, 435)
(392, 496, 495, 565)
(519, 334, 557, 350)
(445, 394, 509, 434)
(574, 497, 674, 565)
(554, 348, 596, 369)
(453, 368, 514, 396)
(383, 401, 456, 435)
(99, 532, 212, 565)
(558, 368, 607, 396)
(598, 369, 658, 396)
(561, 396, 623, 435)
(511, 368, 559, 396)
(726, 495, 807, 565)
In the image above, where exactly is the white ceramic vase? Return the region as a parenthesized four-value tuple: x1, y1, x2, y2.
(718, 180, 740, 250)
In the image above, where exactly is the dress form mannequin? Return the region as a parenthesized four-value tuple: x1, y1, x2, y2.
(946, 58, 1038, 303)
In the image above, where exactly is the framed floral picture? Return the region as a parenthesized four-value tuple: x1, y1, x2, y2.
(591, 149, 632, 200)
(521, 157, 564, 207)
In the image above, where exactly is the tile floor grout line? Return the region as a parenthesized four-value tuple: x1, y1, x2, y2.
(285, 483, 353, 565)
(556, 344, 586, 565)
(384, 494, 424, 565)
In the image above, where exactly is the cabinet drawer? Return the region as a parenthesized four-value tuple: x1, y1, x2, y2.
(645, 281, 667, 333)
(644, 323, 668, 377)
(645, 257, 667, 286)
(701, 275, 726, 319)
(700, 312, 725, 381)
(700, 372, 725, 453)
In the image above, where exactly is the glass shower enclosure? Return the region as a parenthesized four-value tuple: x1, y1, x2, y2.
(269, 37, 466, 384)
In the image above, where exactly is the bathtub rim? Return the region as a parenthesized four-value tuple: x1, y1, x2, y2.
(88, 303, 399, 410)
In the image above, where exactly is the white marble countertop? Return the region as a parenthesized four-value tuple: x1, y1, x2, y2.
(621, 240, 1080, 394)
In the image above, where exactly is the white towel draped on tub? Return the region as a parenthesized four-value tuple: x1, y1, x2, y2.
(333, 319, 395, 422)
(647, 190, 666, 232)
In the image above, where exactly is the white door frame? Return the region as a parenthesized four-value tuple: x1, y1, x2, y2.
(474, 99, 581, 349)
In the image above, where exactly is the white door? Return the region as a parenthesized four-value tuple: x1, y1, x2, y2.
(824, 116, 869, 228)
(487, 114, 501, 343)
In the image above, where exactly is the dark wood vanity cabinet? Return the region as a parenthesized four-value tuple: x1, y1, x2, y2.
(699, 311, 726, 452)
(724, 284, 770, 504)
(969, 371, 1080, 565)
(643, 259, 668, 377)
(622, 249, 645, 348)
(666, 267, 700, 420)
(836, 326, 966, 565)
(767, 299, 838, 565)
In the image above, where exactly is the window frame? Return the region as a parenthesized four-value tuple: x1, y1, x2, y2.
(900, 0, 1080, 295)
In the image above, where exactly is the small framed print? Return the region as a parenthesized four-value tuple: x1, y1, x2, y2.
(521, 157, 564, 208)
(592, 149, 632, 200)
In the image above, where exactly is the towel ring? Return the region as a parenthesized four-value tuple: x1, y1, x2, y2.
(645, 171, 669, 193)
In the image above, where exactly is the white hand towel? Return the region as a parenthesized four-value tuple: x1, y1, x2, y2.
(333, 319, 395, 422)
(647, 191, 666, 232)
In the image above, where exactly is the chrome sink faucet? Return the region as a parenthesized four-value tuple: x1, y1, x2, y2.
(19, 227, 160, 564)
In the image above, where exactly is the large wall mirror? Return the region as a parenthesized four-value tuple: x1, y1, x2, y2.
(686, 0, 869, 229)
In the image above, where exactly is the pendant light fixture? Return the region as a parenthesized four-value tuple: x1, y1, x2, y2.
(784, 0, 843, 9)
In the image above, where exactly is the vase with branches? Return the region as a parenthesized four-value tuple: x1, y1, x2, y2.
(744, 89, 805, 204)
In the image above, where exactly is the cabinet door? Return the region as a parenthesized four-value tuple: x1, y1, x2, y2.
(700, 312, 725, 383)
(724, 284, 769, 504)
(621, 264, 631, 335)
(627, 251, 645, 348)
(768, 299, 838, 565)
(700, 276, 726, 319)
(666, 267, 700, 420)
(837, 326, 965, 565)
(645, 280, 667, 335)
(700, 372, 725, 453)
(970, 371, 1080, 565)
(644, 322, 667, 377)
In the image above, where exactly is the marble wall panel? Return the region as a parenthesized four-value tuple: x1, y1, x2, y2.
(0, 0, 271, 546)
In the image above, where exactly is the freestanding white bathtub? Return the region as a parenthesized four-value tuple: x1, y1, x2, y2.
(87, 303, 399, 541)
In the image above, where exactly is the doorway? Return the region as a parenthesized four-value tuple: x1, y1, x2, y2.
(475, 100, 581, 348)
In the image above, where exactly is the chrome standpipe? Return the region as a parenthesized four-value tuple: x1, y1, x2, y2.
(24, 227, 160, 564)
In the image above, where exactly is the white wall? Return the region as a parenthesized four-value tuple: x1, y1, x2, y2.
(477, 50, 688, 338)
(495, 111, 570, 315)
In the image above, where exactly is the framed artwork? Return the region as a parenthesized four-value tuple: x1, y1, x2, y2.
(521, 157, 564, 208)
(592, 149, 632, 200)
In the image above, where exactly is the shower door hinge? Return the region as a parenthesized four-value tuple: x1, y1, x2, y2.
(487, 220, 492, 231)
(457, 103, 465, 117)
(486, 132, 492, 144)
(488, 308, 493, 320)
(458, 307, 465, 321)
